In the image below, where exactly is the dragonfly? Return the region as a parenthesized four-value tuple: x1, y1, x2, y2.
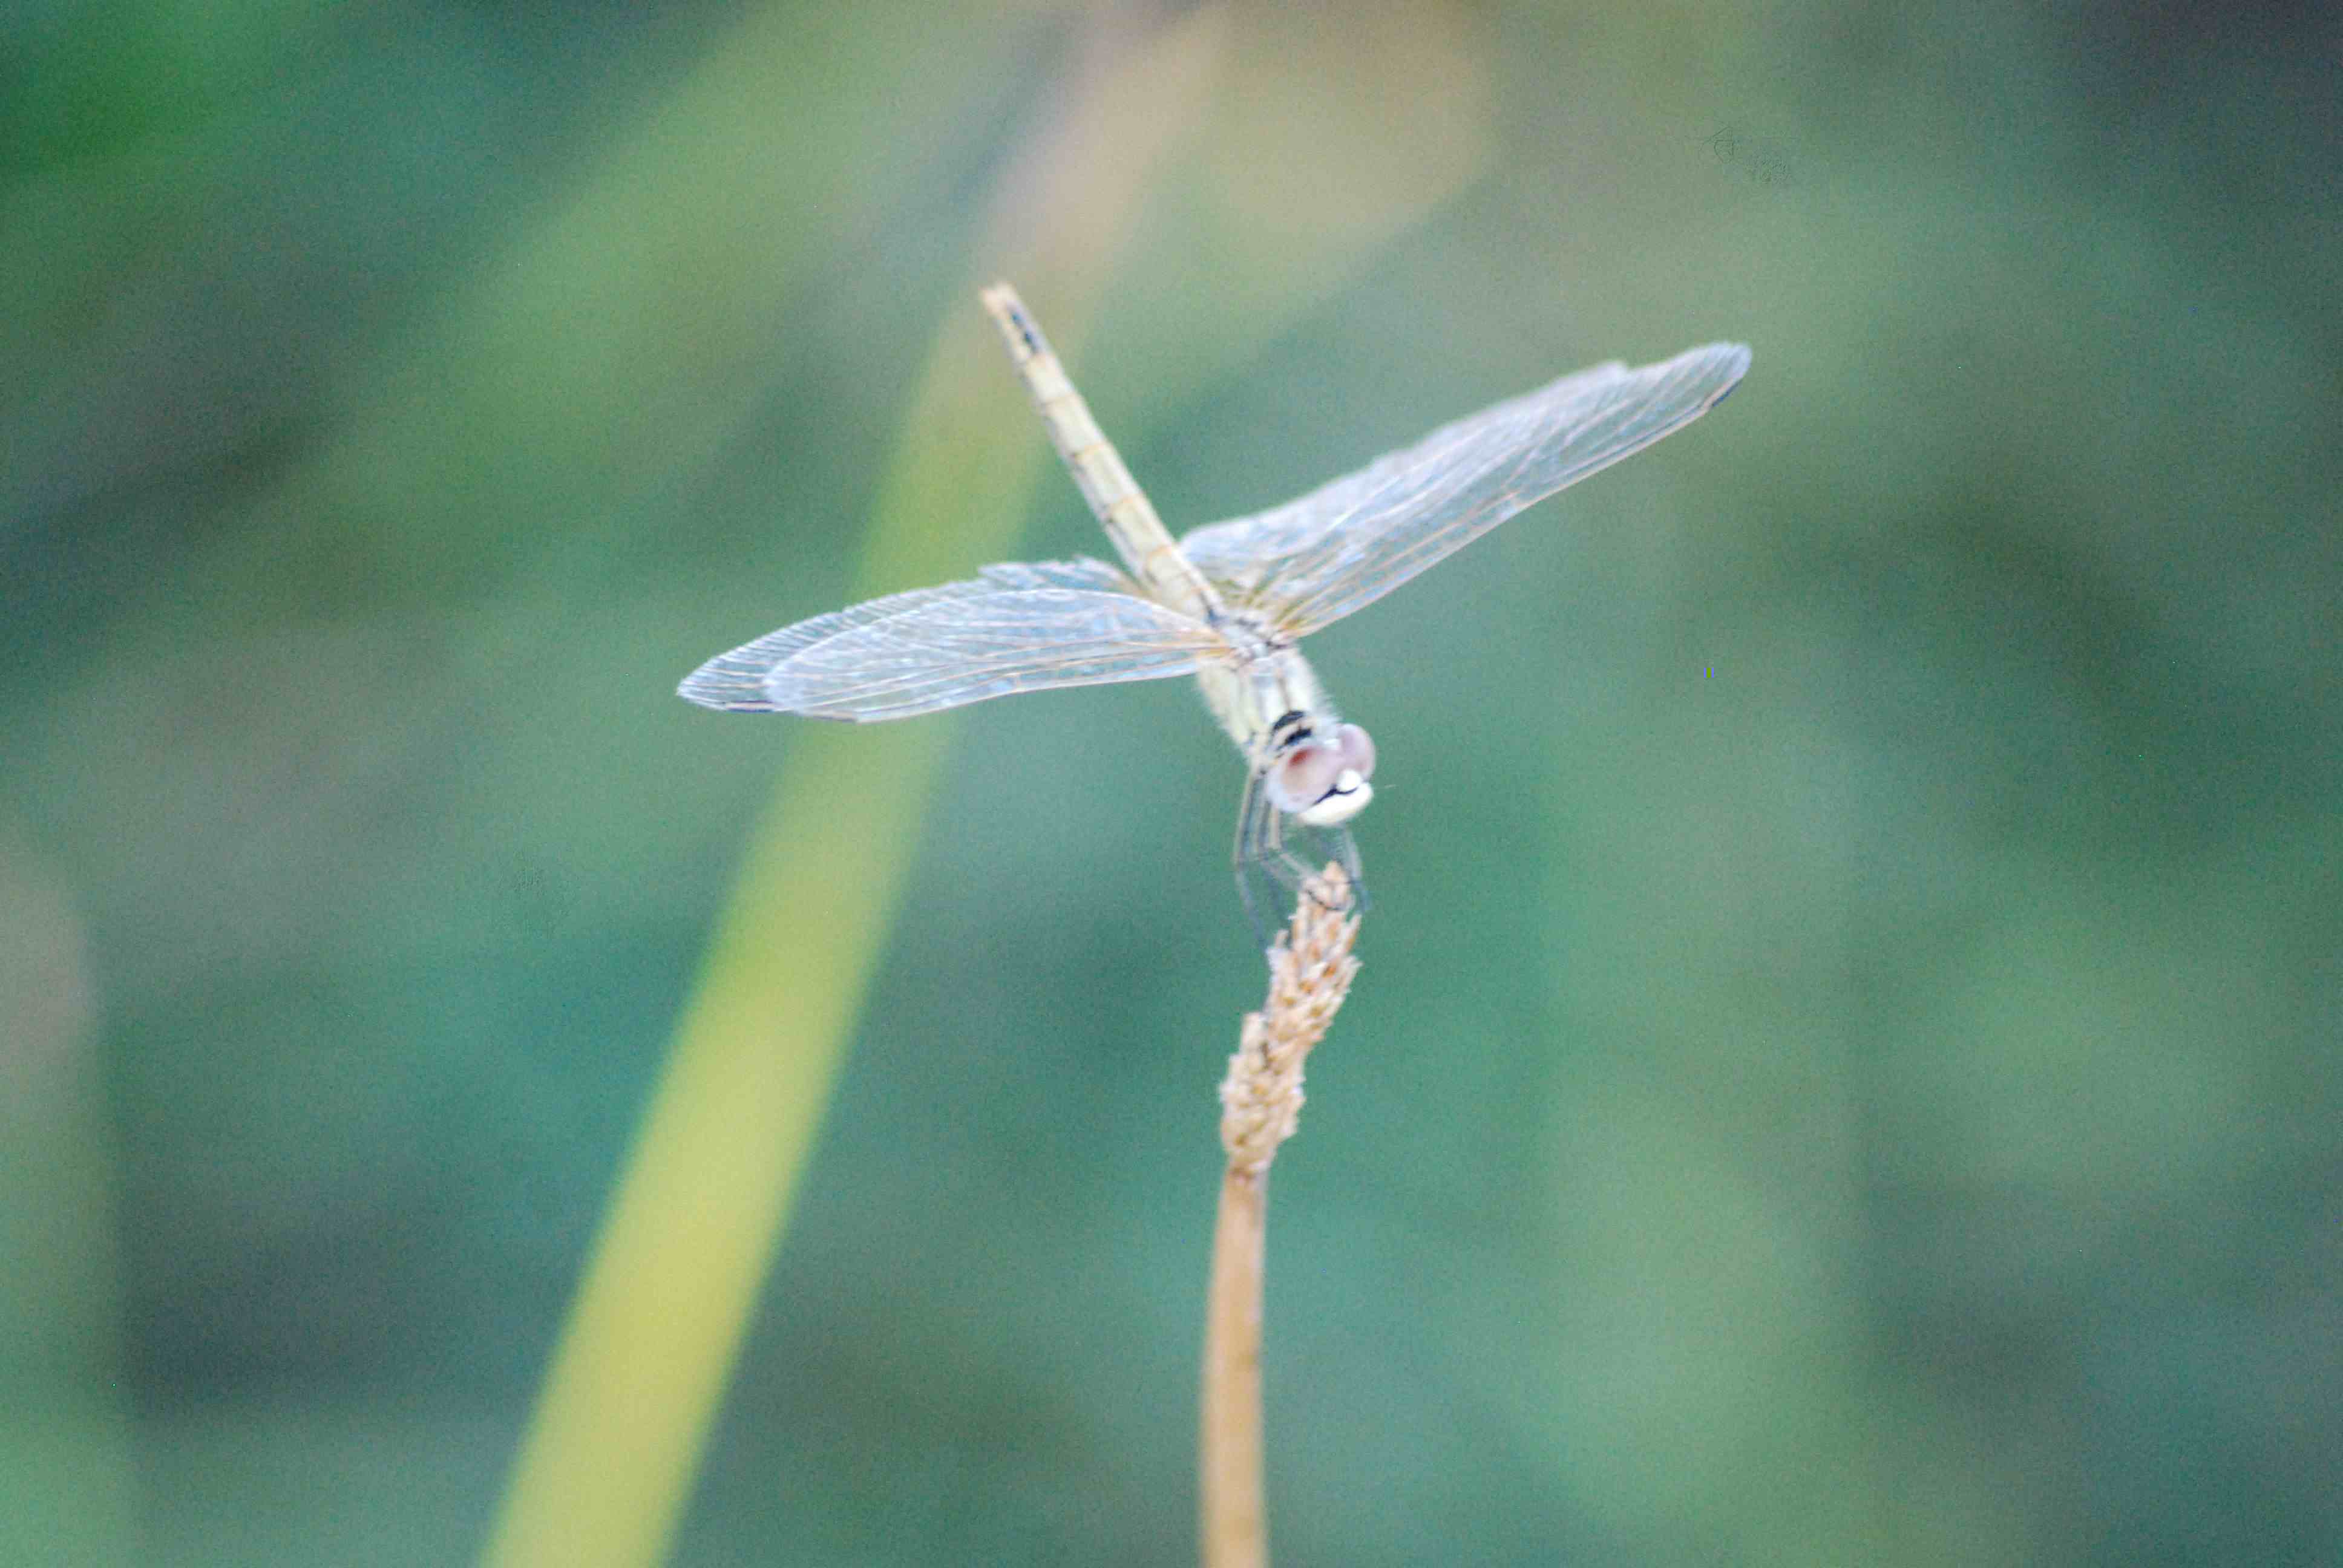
(681, 283, 1750, 939)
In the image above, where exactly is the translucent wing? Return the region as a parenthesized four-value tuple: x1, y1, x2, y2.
(678, 557, 1224, 720)
(1177, 342, 1751, 635)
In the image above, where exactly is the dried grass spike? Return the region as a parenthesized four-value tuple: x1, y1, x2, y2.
(1217, 864, 1362, 1176)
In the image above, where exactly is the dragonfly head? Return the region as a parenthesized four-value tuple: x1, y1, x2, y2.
(1269, 722, 1377, 826)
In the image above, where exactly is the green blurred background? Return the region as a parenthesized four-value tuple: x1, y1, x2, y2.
(5, 1, 2339, 1563)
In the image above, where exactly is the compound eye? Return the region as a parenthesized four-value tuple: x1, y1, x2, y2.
(1268, 743, 1342, 814)
(1333, 723, 1376, 780)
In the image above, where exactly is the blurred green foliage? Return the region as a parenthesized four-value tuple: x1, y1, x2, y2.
(4, 2, 2338, 1564)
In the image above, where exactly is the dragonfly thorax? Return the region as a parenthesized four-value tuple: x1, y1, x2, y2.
(1195, 644, 1376, 822)
(1198, 645, 1322, 756)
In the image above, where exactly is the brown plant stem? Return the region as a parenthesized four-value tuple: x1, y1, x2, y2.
(1200, 1165, 1270, 1568)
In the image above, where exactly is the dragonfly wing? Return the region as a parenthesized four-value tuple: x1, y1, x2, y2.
(1178, 342, 1751, 635)
(678, 557, 1222, 720)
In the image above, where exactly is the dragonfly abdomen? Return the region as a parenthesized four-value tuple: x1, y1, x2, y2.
(979, 284, 1225, 624)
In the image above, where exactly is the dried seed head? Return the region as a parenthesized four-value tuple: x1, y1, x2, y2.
(1218, 864, 1362, 1175)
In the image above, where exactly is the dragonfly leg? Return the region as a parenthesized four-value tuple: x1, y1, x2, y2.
(1234, 771, 1358, 950)
(1296, 823, 1369, 915)
(1254, 799, 1322, 898)
(1233, 774, 1308, 943)
(1233, 771, 1280, 950)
